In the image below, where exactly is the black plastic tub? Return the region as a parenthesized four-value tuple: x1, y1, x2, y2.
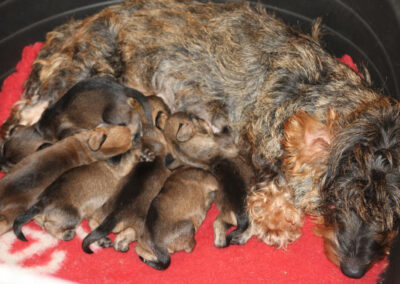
(0, 0, 399, 99)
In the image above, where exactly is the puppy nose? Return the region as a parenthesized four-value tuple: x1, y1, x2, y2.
(340, 263, 368, 279)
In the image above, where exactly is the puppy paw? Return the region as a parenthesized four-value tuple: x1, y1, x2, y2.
(184, 238, 196, 253)
(114, 238, 130, 252)
(140, 148, 155, 162)
(0, 215, 11, 236)
(227, 229, 252, 246)
(62, 229, 76, 241)
(213, 218, 229, 248)
(98, 237, 113, 248)
(214, 236, 228, 248)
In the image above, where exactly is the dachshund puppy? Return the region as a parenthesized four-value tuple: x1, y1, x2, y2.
(163, 112, 254, 247)
(135, 167, 219, 270)
(82, 147, 172, 253)
(85, 95, 171, 228)
(0, 77, 153, 171)
(82, 96, 173, 253)
(0, 124, 136, 235)
(12, 147, 148, 241)
(162, 112, 238, 169)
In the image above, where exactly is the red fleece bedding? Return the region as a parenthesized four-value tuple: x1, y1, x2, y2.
(0, 44, 386, 284)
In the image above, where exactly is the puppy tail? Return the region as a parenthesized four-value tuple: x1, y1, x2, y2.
(125, 88, 154, 129)
(226, 212, 250, 246)
(82, 214, 117, 254)
(13, 203, 43, 241)
(139, 246, 171, 270)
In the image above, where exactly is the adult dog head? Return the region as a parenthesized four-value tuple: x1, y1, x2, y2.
(283, 97, 400, 278)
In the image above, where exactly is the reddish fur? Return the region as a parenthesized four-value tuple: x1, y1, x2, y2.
(247, 178, 304, 248)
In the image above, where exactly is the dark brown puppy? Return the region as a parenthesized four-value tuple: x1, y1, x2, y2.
(85, 95, 171, 229)
(163, 112, 254, 247)
(0, 124, 136, 235)
(3, 0, 398, 278)
(82, 96, 172, 253)
(12, 147, 147, 241)
(82, 140, 171, 253)
(135, 167, 219, 270)
(0, 77, 152, 171)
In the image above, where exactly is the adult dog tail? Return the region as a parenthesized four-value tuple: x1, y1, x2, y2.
(13, 202, 44, 241)
(125, 87, 154, 129)
(82, 214, 118, 254)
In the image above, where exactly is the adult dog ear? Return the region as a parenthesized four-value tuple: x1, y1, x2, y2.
(88, 130, 108, 151)
(282, 109, 337, 175)
(176, 122, 194, 142)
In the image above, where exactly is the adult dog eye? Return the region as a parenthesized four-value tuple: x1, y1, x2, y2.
(36, 143, 53, 151)
(8, 127, 16, 136)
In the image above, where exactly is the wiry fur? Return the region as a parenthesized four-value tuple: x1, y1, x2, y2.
(1, 0, 398, 278)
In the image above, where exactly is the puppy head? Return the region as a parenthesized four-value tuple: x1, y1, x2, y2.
(0, 125, 51, 172)
(85, 124, 133, 157)
(162, 112, 238, 168)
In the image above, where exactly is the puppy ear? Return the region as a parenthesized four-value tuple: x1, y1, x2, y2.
(176, 122, 194, 142)
(282, 109, 337, 174)
(36, 142, 53, 151)
(88, 129, 108, 151)
(193, 118, 213, 135)
(155, 111, 168, 130)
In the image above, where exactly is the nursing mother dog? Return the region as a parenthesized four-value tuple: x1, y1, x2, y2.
(1, 0, 399, 279)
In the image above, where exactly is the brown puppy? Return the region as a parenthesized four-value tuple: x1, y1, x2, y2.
(0, 124, 136, 235)
(12, 147, 147, 241)
(163, 112, 254, 247)
(82, 136, 172, 253)
(135, 167, 219, 270)
(0, 77, 153, 171)
(83, 95, 171, 229)
(82, 97, 172, 253)
(162, 112, 238, 169)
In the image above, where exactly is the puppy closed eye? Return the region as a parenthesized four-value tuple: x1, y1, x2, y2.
(88, 133, 108, 151)
(176, 123, 194, 142)
(36, 143, 53, 151)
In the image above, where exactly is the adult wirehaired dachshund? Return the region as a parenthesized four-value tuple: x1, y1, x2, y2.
(1, 0, 399, 279)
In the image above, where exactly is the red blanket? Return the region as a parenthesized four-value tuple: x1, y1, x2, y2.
(0, 44, 386, 284)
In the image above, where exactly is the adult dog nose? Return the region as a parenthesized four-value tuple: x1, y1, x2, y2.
(340, 263, 368, 279)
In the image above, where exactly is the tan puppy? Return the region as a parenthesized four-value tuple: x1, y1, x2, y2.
(12, 147, 148, 241)
(0, 124, 136, 235)
(162, 112, 254, 247)
(0, 77, 153, 172)
(135, 167, 219, 270)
